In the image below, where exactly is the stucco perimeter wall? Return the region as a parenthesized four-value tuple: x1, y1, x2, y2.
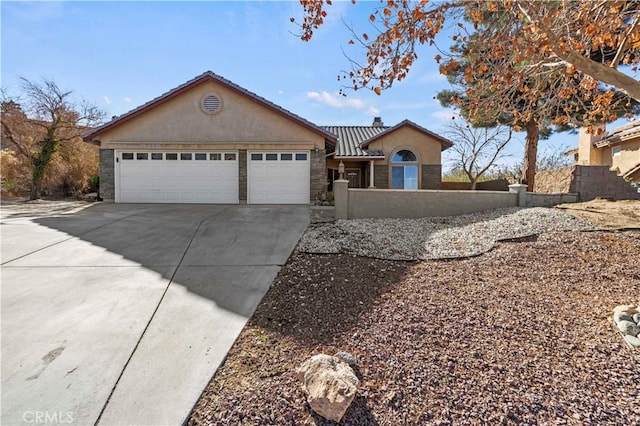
(346, 189, 517, 219)
(526, 193, 578, 207)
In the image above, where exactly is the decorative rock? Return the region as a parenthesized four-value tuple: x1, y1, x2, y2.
(633, 313, 640, 325)
(616, 320, 640, 337)
(623, 335, 640, 347)
(613, 304, 636, 315)
(334, 351, 358, 369)
(614, 311, 634, 324)
(297, 354, 360, 422)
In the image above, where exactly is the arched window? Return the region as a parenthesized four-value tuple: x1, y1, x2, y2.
(391, 149, 418, 189)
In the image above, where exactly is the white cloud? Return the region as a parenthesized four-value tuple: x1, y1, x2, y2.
(103, 96, 111, 105)
(277, 90, 284, 95)
(123, 97, 132, 103)
(306, 91, 365, 109)
(367, 106, 380, 116)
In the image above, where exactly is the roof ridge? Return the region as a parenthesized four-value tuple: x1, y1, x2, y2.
(83, 71, 336, 142)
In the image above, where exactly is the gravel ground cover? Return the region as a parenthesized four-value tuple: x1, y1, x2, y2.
(298, 207, 597, 260)
(189, 230, 640, 425)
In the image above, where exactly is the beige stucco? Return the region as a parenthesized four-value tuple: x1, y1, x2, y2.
(93, 80, 326, 151)
(367, 126, 443, 166)
(574, 125, 640, 182)
(611, 139, 640, 177)
(577, 127, 605, 166)
(327, 126, 445, 188)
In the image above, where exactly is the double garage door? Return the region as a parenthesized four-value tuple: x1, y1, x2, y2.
(116, 150, 309, 204)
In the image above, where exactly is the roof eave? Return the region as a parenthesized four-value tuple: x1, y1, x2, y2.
(82, 72, 337, 143)
(359, 119, 453, 150)
(334, 155, 386, 160)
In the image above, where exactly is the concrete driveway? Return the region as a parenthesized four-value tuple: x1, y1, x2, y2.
(1, 202, 309, 425)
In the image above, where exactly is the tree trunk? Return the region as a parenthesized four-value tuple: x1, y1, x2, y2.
(521, 121, 539, 192)
(30, 179, 42, 200)
(29, 137, 58, 200)
(470, 178, 478, 190)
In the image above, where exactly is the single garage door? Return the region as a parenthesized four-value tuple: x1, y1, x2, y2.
(117, 151, 239, 203)
(248, 151, 310, 204)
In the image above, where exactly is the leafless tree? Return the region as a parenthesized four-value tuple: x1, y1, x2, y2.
(444, 119, 513, 190)
(1, 78, 104, 199)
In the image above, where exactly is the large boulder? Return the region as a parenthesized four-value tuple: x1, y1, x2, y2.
(297, 354, 360, 422)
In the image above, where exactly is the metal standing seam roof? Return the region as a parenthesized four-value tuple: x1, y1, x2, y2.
(82, 71, 337, 143)
(321, 126, 388, 157)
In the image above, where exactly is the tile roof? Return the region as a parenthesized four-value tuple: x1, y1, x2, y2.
(321, 126, 387, 157)
(83, 71, 337, 143)
(323, 120, 453, 158)
(595, 120, 640, 147)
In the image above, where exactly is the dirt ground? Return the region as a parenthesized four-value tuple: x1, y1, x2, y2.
(188, 230, 640, 425)
(556, 198, 640, 230)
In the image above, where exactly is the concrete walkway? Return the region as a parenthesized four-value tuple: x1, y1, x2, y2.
(1, 202, 309, 425)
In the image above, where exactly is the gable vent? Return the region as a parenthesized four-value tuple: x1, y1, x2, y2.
(201, 94, 222, 114)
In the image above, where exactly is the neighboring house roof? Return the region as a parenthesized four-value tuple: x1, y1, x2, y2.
(321, 126, 386, 157)
(622, 162, 640, 180)
(594, 120, 640, 148)
(324, 120, 452, 158)
(82, 71, 337, 144)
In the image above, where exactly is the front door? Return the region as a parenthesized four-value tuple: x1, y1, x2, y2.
(346, 169, 362, 188)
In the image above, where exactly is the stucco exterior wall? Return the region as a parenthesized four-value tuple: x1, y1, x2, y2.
(577, 126, 605, 165)
(99, 149, 115, 201)
(94, 81, 326, 151)
(367, 126, 442, 166)
(612, 139, 640, 176)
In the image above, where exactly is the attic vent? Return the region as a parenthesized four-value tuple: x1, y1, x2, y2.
(201, 94, 222, 114)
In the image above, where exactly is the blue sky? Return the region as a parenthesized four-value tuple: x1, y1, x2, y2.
(2, 1, 633, 170)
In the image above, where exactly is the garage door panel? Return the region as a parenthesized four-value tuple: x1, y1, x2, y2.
(117, 151, 238, 204)
(248, 151, 310, 205)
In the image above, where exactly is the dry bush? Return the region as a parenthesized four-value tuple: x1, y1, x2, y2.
(1, 138, 98, 198)
(0, 148, 32, 194)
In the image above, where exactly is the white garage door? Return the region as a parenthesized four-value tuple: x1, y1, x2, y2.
(116, 151, 238, 203)
(248, 151, 310, 204)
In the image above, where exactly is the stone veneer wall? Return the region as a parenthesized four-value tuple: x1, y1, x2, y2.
(421, 165, 442, 189)
(374, 165, 389, 189)
(238, 150, 247, 203)
(534, 166, 574, 194)
(99, 149, 115, 201)
(310, 149, 326, 203)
